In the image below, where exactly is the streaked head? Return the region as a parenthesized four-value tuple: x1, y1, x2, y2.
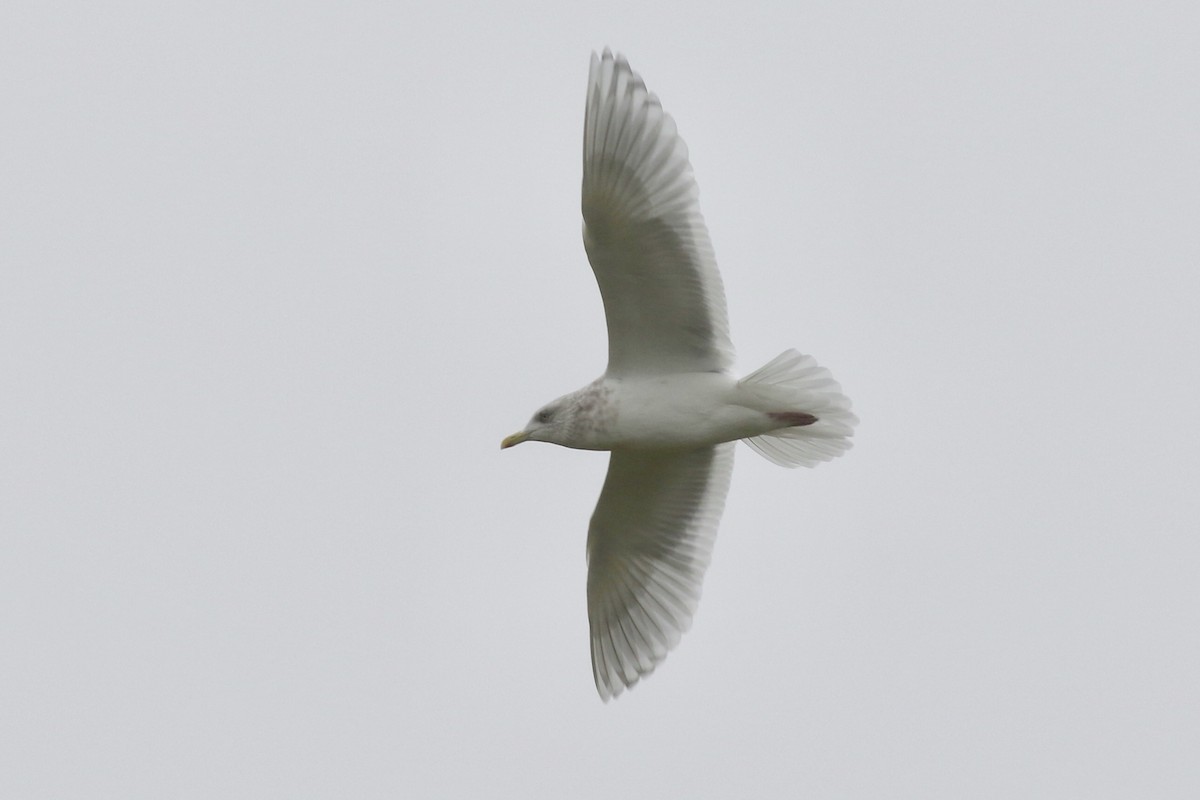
(501, 399, 568, 449)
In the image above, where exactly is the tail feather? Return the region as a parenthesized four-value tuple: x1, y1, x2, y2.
(739, 349, 857, 468)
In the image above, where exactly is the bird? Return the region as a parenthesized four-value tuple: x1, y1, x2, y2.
(502, 49, 857, 701)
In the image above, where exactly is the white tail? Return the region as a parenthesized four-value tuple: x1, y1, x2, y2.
(738, 349, 858, 468)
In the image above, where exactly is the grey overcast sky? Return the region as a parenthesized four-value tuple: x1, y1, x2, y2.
(3, 1, 1198, 797)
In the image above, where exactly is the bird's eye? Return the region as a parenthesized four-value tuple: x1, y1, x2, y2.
(535, 408, 555, 424)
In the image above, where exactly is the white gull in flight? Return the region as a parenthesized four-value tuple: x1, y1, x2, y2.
(502, 49, 857, 701)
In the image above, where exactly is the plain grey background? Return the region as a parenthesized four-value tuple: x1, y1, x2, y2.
(3, 2, 1198, 797)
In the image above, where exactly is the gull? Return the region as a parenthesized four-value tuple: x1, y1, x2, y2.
(502, 49, 857, 701)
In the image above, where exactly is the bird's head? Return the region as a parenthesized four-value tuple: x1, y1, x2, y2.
(501, 398, 570, 449)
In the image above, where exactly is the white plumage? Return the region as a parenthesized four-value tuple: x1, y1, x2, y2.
(503, 50, 857, 701)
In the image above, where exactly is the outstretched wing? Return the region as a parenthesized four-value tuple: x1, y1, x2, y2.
(582, 50, 734, 378)
(586, 444, 735, 700)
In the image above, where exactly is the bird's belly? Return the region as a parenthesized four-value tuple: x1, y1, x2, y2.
(601, 374, 768, 449)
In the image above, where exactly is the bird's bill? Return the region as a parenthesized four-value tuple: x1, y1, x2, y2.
(500, 430, 530, 449)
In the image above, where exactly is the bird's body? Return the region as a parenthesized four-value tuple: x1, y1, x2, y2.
(503, 50, 857, 701)
(597, 373, 772, 449)
(524, 371, 826, 452)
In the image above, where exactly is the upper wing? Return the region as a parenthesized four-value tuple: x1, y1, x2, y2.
(582, 50, 734, 377)
(586, 443, 735, 700)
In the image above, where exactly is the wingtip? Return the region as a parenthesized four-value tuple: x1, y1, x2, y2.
(593, 47, 630, 74)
